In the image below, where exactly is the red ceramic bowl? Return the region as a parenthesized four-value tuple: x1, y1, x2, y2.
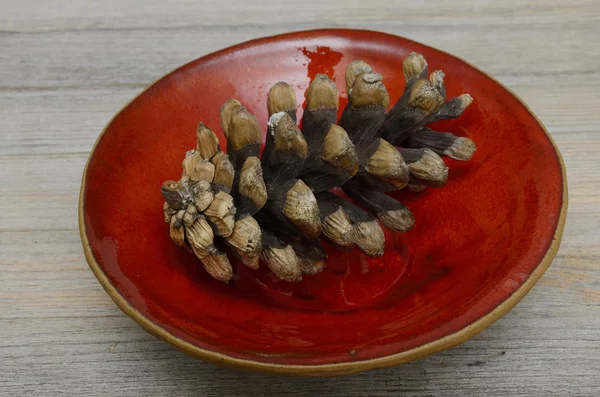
(79, 29, 567, 376)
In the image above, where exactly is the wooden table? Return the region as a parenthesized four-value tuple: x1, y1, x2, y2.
(2, 1, 599, 395)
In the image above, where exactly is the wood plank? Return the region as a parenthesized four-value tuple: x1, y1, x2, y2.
(2, 20, 599, 91)
(2, 0, 599, 32)
(1, 0, 599, 395)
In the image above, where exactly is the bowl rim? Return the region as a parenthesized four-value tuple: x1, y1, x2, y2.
(79, 28, 568, 377)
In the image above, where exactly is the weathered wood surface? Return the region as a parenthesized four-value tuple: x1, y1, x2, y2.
(1, 1, 599, 395)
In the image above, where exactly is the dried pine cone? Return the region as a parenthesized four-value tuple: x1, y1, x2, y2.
(161, 52, 475, 283)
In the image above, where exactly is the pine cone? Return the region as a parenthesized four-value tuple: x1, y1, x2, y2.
(161, 52, 475, 283)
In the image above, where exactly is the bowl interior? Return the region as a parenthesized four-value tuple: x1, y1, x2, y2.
(81, 30, 565, 369)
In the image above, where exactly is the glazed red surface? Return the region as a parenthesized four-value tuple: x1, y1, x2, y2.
(82, 30, 564, 365)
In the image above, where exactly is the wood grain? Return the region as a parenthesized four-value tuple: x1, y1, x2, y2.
(1, 1, 599, 395)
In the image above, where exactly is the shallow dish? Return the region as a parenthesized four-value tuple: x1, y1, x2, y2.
(79, 29, 567, 376)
